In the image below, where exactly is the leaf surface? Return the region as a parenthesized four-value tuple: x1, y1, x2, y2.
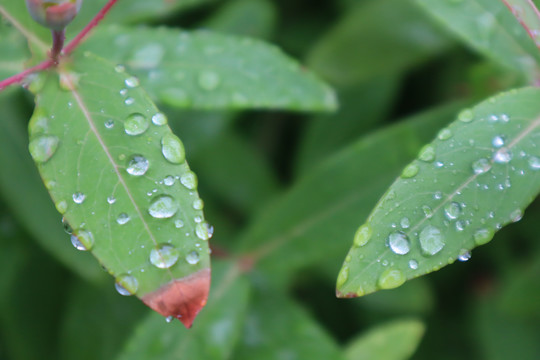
(338, 87, 540, 297)
(0, 26, 30, 79)
(80, 26, 337, 111)
(29, 52, 211, 327)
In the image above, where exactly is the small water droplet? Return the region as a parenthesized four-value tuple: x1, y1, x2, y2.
(198, 71, 221, 90)
(180, 171, 197, 189)
(458, 108, 474, 122)
(107, 196, 116, 204)
(437, 128, 452, 140)
(337, 266, 349, 288)
(492, 136, 505, 148)
(29, 135, 60, 163)
(419, 225, 445, 255)
(186, 250, 200, 265)
(125, 76, 140, 88)
(434, 191, 442, 200)
(195, 222, 213, 241)
(455, 220, 466, 231)
(493, 147, 512, 163)
(149, 195, 179, 218)
(472, 158, 491, 174)
(401, 163, 419, 178)
(124, 97, 135, 106)
(444, 202, 461, 220)
(62, 217, 72, 234)
(408, 259, 418, 270)
(124, 113, 149, 136)
(418, 145, 435, 162)
(115, 65, 125, 73)
(422, 205, 433, 218)
(163, 176, 175, 186)
(72, 192, 86, 204)
(458, 250, 471, 262)
(174, 219, 184, 228)
(115, 274, 138, 296)
(400, 217, 410, 229)
(151, 112, 167, 126)
(528, 156, 540, 170)
(473, 228, 494, 245)
(387, 232, 410, 255)
(126, 155, 149, 176)
(56, 200, 68, 214)
(192, 199, 204, 210)
(378, 268, 405, 289)
(165, 316, 174, 323)
(354, 224, 372, 247)
(104, 119, 115, 129)
(161, 134, 185, 164)
(510, 209, 523, 222)
(70, 229, 94, 251)
(150, 244, 179, 269)
(116, 213, 130, 225)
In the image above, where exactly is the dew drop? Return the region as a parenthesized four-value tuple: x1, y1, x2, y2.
(455, 220, 466, 231)
(72, 192, 86, 204)
(29, 135, 60, 163)
(104, 119, 115, 129)
(151, 112, 167, 126)
(70, 229, 94, 251)
(55, 200, 68, 214)
(473, 228, 494, 245)
(510, 209, 523, 222)
(116, 213, 130, 225)
(422, 205, 433, 218)
(418, 145, 435, 162)
(437, 128, 452, 140)
(165, 316, 174, 323)
(174, 219, 184, 228)
(401, 163, 419, 178)
(472, 158, 491, 174)
(400, 217, 410, 229)
(354, 224, 372, 247)
(458, 250, 471, 262)
(528, 156, 540, 170)
(458, 108, 474, 122)
(126, 155, 149, 176)
(444, 202, 461, 220)
(62, 217, 73, 234)
(180, 171, 197, 189)
(419, 225, 445, 256)
(492, 135, 505, 148)
(434, 191, 442, 200)
(408, 259, 418, 270)
(198, 71, 221, 91)
(378, 268, 405, 289)
(163, 175, 175, 186)
(186, 250, 200, 265)
(337, 266, 349, 288)
(107, 196, 116, 204)
(387, 231, 410, 255)
(149, 195, 179, 218)
(124, 97, 135, 106)
(125, 76, 140, 88)
(115, 274, 138, 296)
(192, 199, 204, 210)
(161, 134, 185, 164)
(124, 113, 149, 136)
(195, 222, 213, 241)
(493, 147, 512, 163)
(150, 244, 180, 269)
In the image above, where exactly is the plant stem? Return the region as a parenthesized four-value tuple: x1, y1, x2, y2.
(0, 60, 53, 91)
(51, 29, 65, 64)
(502, 0, 540, 50)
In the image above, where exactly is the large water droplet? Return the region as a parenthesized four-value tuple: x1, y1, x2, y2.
(474, 228, 494, 245)
(378, 268, 405, 289)
(115, 274, 138, 296)
(72, 192, 86, 204)
(401, 163, 419, 178)
(418, 145, 435, 162)
(493, 147, 512, 163)
(354, 224, 372, 247)
(419, 225, 445, 255)
(472, 158, 491, 174)
(198, 71, 221, 90)
(126, 155, 149, 176)
(125, 76, 140, 88)
(186, 251, 200, 265)
(195, 222, 213, 241)
(444, 202, 461, 220)
(124, 113, 149, 136)
(116, 213, 130, 225)
(29, 135, 60, 163)
(387, 232, 410, 255)
(70, 229, 94, 251)
(180, 171, 197, 190)
(151, 112, 167, 126)
(148, 195, 179, 218)
(161, 134, 185, 164)
(150, 244, 180, 269)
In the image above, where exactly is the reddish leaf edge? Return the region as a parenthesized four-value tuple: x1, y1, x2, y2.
(142, 268, 211, 328)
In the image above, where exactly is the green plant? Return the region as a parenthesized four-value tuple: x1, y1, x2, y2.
(1, 0, 539, 359)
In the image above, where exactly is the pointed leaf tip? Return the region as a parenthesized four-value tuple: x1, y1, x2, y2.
(142, 268, 211, 328)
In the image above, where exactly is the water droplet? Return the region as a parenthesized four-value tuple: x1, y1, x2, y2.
(437, 128, 452, 140)
(472, 158, 491, 174)
(151, 112, 167, 126)
(458, 250, 471, 262)
(115, 65, 125, 73)
(150, 244, 180, 269)
(434, 191, 442, 200)
(115, 274, 138, 296)
(510, 209, 523, 222)
(186, 251, 200, 265)
(195, 222, 213, 240)
(455, 220, 466, 231)
(458, 109, 474, 122)
(163, 176, 175, 186)
(419, 225, 445, 255)
(408, 259, 418, 270)
(120, 89, 128, 97)
(444, 202, 461, 220)
(198, 71, 220, 90)
(180, 171, 197, 189)
(174, 219, 184, 228)
(125, 76, 140, 88)
(528, 156, 540, 170)
(124, 113, 149, 136)
(70, 229, 94, 251)
(400, 217, 410, 229)
(161, 134, 185, 164)
(124, 97, 135, 106)
(492, 136, 505, 148)
(62, 217, 72, 234)
(104, 119, 115, 129)
(55, 200, 68, 214)
(192, 199, 204, 210)
(474, 228, 494, 245)
(401, 163, 419, 178)
(107, 196, 116, 204)
(418, 145, 435, 162)
(337, 266, 349, 288)
(354, 224, 372, 247)
(29, 135, 60, 163)
(378, 268, 405, 289)
(387, 231, 410, 255)
(493, 147, 512, 163)
(72, 192, 86, 204)
(149, 195, 179, 218)
(116, 213, 130, 225)
(165, 316, 174, 323)
(126, 155, 149, 176)
(422, 205, 433, 218)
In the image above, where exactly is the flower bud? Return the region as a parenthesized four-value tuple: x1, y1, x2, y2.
(25, 0, 82, 31)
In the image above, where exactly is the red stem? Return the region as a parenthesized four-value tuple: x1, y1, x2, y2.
(0, 0, 120, 92)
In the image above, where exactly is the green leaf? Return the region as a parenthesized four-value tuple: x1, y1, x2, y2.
(234, 288, 345, 360)
(416, 0, 540, 82)
(307, 0, 452, 87)
(80, 26, 337, 111)
(116, 261, 250, 360)
(338, 87, 540, 297)
(0, 89, 104, 282)
(345, 319, 425, 360)
(28, 52, 211, 327)
(236, 103, 463, 287)
(0, 26, 30, 79)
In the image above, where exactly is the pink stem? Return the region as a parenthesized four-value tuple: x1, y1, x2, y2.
(51, 29, 65, 64)
(0, 60, 53, 91)
(502, 0, 540, 51)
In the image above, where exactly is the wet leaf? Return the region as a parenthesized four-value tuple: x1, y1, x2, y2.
(80, 26, 337, 111)
(416, 0, 540, 82)
(338, 87, 540, 297)
(28, 52, 211, 327)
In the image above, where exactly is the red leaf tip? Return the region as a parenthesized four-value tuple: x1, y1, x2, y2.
(142, 268, 211, 328)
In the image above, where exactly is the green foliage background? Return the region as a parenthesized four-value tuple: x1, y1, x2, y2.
(1, 0, 539, 359)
